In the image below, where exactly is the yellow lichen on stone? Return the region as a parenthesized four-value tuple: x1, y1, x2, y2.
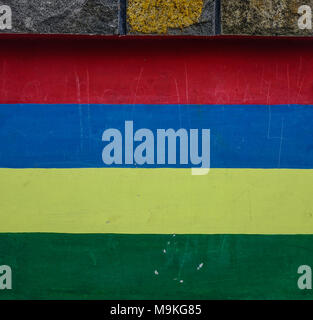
(127, 0, 204, 34)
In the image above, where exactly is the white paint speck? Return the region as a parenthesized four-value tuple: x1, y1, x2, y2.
(180, 280, 184, 283)
(197, 263, 204, 270)
(154, 270, 159, 275)
(163, 249, 166, 254)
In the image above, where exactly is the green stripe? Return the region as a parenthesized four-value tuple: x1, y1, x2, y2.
(0, 234, 313, 300)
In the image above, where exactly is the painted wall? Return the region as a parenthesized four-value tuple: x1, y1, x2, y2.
(0, 37, 313, 299)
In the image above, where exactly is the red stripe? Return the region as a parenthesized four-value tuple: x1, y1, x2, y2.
(1, 37, 313, 105)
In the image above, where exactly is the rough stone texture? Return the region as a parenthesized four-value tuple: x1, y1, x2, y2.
(0, 0, 120, 35)
(126, 0, 217, 35)
(222, 0, 313, 36)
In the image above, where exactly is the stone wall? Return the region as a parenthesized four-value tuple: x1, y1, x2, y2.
(0, 0, 120, 34)
(126, 0, 216, 35)
(1, 0, 313, 36)
(221, 0, 313, 36)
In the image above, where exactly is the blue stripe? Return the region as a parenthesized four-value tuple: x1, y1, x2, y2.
(0, 104, 312, 169)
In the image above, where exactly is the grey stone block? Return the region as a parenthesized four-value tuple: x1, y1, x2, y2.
(126, 0, 217, 35)
(221, 0, 313, 36)
(0, 0, 120, 35)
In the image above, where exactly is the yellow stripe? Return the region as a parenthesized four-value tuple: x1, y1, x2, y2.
(1, 168, 312, 234)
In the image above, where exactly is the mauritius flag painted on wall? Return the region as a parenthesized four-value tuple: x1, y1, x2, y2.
(0, 37, 313, 299)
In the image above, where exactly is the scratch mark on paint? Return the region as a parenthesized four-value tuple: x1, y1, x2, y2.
(1, 60, 7, 101)
(184, 63, 189, 104)
(174, 78, 180, 104)
(89, 252, 97, 266)
(296, 77, 305, 104)
(86, 68, 91, 138)
(278, 118, 284, 168)
(177, 238, 190, 280)
(75, 71, 84, 152)
(287, 63, 291, 103)
(219, 235, 227, 257)
(174, 78, 183, 128)
(133, 66, 144, 105)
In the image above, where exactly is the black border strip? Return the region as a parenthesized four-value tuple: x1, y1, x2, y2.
(215, 0, 221, 35)
(0, 300, 309, 318)
(119, 0, 127, 35)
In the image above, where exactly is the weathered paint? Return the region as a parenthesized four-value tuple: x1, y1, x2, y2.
(0, 104, 312, 169)
(1, 37, 313, 105)
(0, 234, 313, 300)
(1, 168, 313, 234)
(0, 37, 313, 299)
